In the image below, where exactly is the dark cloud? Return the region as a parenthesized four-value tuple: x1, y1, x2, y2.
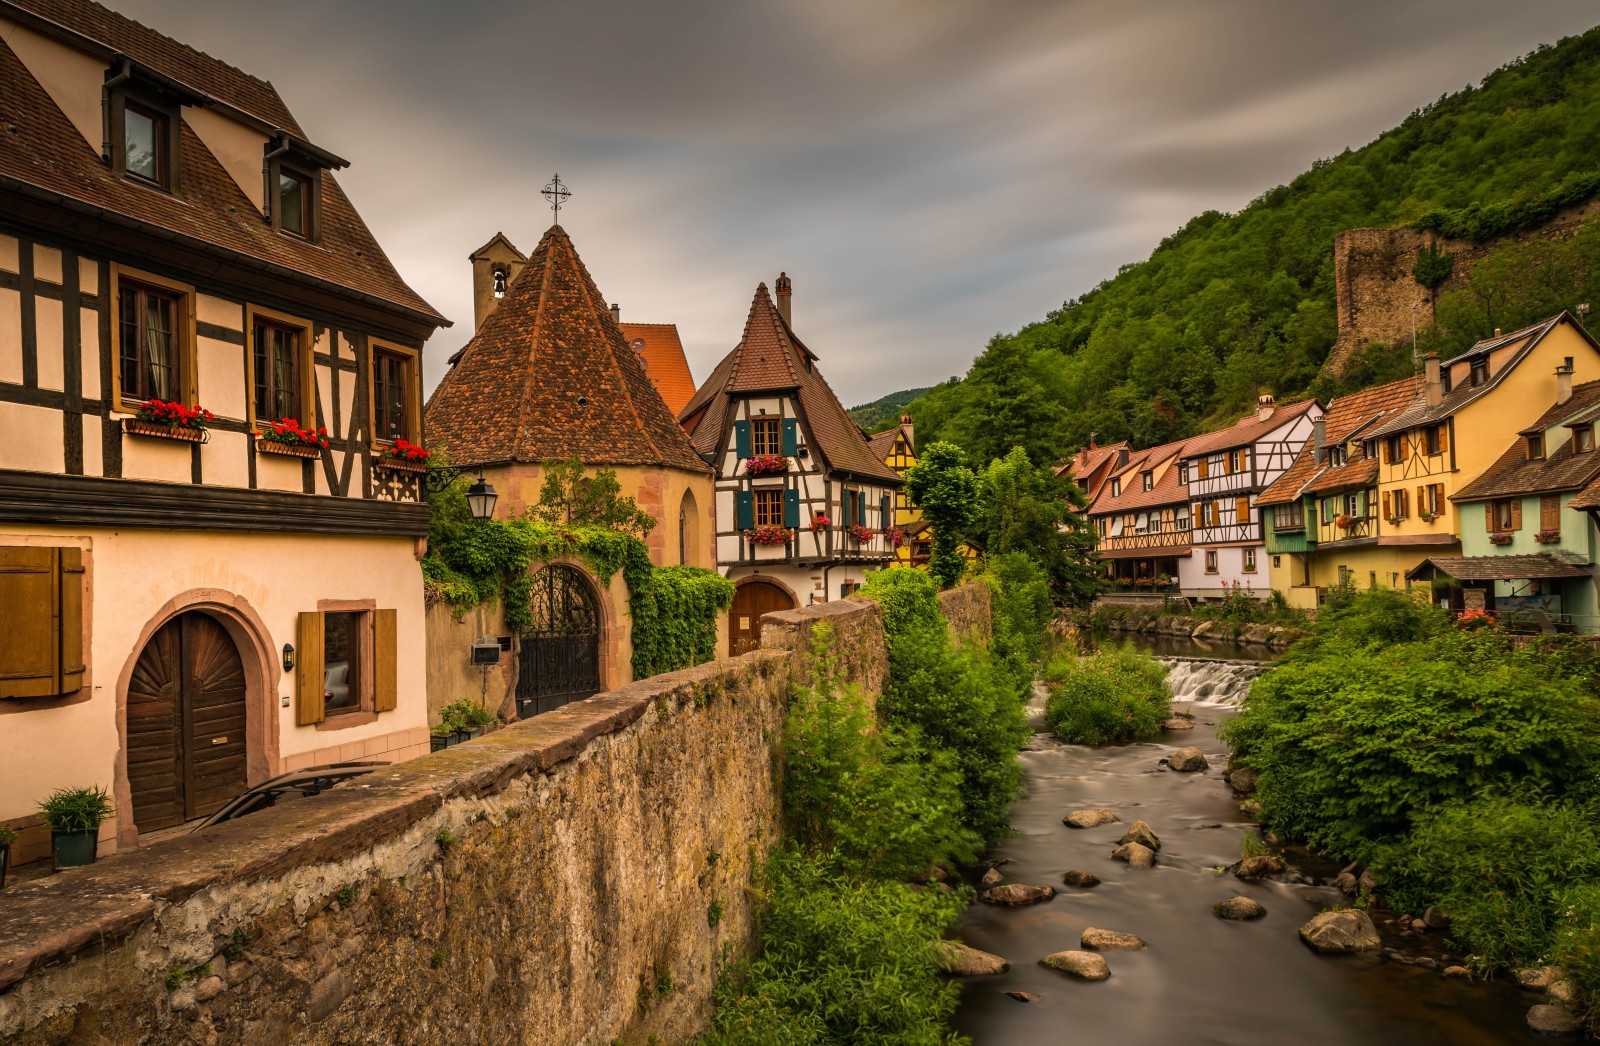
(115, 0, 1600, 404)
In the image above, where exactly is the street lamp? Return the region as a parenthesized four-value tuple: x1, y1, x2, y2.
(423, 464, 499, 520)
(465, 476, 498, 519)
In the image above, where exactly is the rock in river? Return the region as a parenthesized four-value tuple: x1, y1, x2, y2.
(1062, 869, 1101, 888)
(1225, 766, 1259, 794)
(1163, 717, 1195, 731)
(1006, 991, 1040, 1003)
(1168, 747, 1209, 773)
(1298, 910, 1381, 954)
(980, 883, 1056, 906)
(981, 867, 1004, 887)
(1232, 855, 1286, 880)
(1112, 842, 1157, 868)
(933, 941, 1010, 976)
(1213, 896, 1267, 920)
(1118, 819, 1161, 851)
(1063, 808, 1120, 829)
(1039, 950, 1111, 981)
(1527, 1003, 1582, 1034)
(1081, 927, 1147, 951)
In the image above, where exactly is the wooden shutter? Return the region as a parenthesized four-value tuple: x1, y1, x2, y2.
(296, 611, 326, 726)
(1510, 499, 1523, 531)
(1235, 497, 1250, 526)
(373, 609, 397, 713)
(1486, 504, 1496, 532)
(1437, 424, 1449, 454)
(0, 547, 62, 699)
(735, 490, 754, 530)
(57, 548, 84, 694)
(1197, 458, 1208, 479)
(1382, 491, 1391, 518)
(880, 494, 891, 525)
(855, 490, 866, 525)
(783, 489, 800, 528)
(781, 418, 798, 456)
(734, 420, 751, 459)
(1542, 495, 1561, 532)
(1416, 486, 1426, 515)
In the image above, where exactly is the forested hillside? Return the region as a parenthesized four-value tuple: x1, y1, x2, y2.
(912, 26, 1600, 468)
(848, 387, 931, 431)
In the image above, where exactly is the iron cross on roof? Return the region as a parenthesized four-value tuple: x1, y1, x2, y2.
(542, 174, 572, 221)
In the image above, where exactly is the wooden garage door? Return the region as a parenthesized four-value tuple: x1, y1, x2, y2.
(127, 612, 248, 832)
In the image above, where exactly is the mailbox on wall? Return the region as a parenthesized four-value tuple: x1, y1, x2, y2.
(471, 637, 502, 666)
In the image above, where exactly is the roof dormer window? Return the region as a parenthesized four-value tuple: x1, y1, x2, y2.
(1575, 425, 1595, 454)
(264, 135, 347, 243)
(1110, 478, 1121, 497)
(106, 61, 188, 193)
(1527, 434, 1545, 461)
(1141, 471, 1153, 492)
(1471, 359, 1489, 387)
(277, 169, 311, 237)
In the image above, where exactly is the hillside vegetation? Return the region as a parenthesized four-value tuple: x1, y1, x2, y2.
(847, 387, 930, 431)
(910, 26, 1600, 467)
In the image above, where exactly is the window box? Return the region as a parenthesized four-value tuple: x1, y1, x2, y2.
(257, 439, 321, 460)
(747, 525, 792, 546)
(124, 415, 209, 444)
(375, 439, 433, 473)
(1535, 530, 1561, 544)
(744, 454, 788, 477)
(848, 524, 876, 544)
(256, 417, 328, 458)
(1489, 532, 1514, 545)
(374, 455, 427, 474)
(808, 514, 832, 533)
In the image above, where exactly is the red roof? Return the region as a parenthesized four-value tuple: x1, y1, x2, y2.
(425, 226, 709, 473)
(1257, 378, 1418, 507)
(1180, 400, 1319, 458)
(618, 323, 697, 418)
(1087, 438, 1192, 516)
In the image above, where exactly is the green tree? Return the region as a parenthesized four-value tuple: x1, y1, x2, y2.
(530, 457, 656, 537)
(1412, 240, 1456, 320)
(903, 441, 978, 589)
(969, 447, 1100, 607)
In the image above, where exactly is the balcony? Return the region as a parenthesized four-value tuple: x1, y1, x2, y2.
(1326, 515, 1375, 542)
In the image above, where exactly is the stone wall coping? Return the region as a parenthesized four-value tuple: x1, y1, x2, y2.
(0, 649, 788, 995)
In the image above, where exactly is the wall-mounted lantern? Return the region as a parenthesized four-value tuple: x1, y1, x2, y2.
(282, 643, 296, 672)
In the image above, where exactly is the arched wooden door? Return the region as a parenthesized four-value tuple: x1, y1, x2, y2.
(730, 580, 795, 656)
(516, 565, 601, 718)
(127, 612, 248, 832)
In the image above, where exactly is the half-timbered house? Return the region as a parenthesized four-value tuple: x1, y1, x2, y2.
(680, 277, 902, 652)
(1085, 437, 1192, 595)
(0, 0, 447, 864)
(1059, 439, 1130, 504)
(1177, 396, 1321, 599)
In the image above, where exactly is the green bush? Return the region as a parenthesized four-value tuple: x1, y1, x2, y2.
(700, 849, 968, 1046)
(1043, 645, 1170, 745)
(1553, 884, 1600, 1035)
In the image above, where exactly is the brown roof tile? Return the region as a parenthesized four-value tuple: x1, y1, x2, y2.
(682, 284, 902, 485)
(0, 26, 442, 325)
(618, 322, 697, 418)
(1179, 399, 1319, 458)
(1406, 553, 1589, 582)
(1087, 438, 1192, 516)
(424, 225, 709, 473)
(1257, 377, 1420, 507)
(1454, 380, 1600, 502)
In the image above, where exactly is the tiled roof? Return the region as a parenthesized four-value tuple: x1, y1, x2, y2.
(681, 284, 902, 485)
(1087, 438, 1191, 516)
(0, 20, 442, 325)
(868, 428, 899, 461)
(425, 225, 709, 473)
(1179, 399, 1319, 458)
(619, 323, 697, 418)
(1568, 474, 1600, 510)
(1405, 554, 1589, 582)
(1257, 377, 1419, 506)
(1365, 315, 1586, 440)
(1059, 441, 1129, 499)
(1455, 380, 1600, 501)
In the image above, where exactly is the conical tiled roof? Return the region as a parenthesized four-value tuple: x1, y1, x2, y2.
(425, 226, 709, 472)
(681, 284, 901, 485)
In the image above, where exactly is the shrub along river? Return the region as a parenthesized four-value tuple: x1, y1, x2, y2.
(951, 636, 1537, 1045)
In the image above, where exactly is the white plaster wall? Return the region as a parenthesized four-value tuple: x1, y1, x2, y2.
(0, 286, 20, 385)
(0, 525, 428, 838)
(33, 296, 63, 392)
(197, 336, 247, 421)
(121, 433, 192, 484)
(1179, 545, 1266, 598)
(79, 305, 100, 401)
(0, 401, 65, 472)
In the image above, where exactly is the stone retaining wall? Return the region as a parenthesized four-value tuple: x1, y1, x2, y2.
(0, 583, 989, 1045)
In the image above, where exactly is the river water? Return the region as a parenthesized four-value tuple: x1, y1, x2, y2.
(950, 637, 1537, 1045)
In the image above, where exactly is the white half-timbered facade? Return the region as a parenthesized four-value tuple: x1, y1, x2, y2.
(0, 1, 445, 866)
(680, 279, 902, 653)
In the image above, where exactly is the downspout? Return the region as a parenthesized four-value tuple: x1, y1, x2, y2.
(262, 137, 292, 223)
(821, 563, 833, 605)
(101, 59, 133, 163)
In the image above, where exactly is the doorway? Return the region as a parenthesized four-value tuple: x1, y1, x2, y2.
(126, 612, 249, 832)
(729, 579, 795, 655)
(516, 565, 602, 718)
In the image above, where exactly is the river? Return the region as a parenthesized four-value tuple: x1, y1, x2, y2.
(950, 636, 1537, 1045)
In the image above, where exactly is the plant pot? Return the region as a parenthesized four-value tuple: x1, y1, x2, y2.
(256, 438, 322, 459)
(51, 829, 96, 870)
(430, 733, 453, 752)
(0, 842, 9, 889)
(124, 418, 208, 443)
(455, 727, 482, 743)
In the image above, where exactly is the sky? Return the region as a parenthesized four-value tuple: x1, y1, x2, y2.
(116, 0, 1600, 407)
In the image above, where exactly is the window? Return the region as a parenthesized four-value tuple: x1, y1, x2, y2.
(371, 345, 417, 443)
(123, 103, 165, 185)
(1489, 499, 1519, 532)
(278, 170, 311, 237)
(118, 280, 185, 405)
(1272, 502, 1303, 530)
(1177, 463, 1189, 484)
(840, 581, 863, 598)
(1440, 368, 1453, 394)
(1471, 359, 1488, 387)
(322, 611, 364, 716)
(1329, 445, 1348, 467)
(754, 489, 784, 526)
(1419, 483, 1445, 518)
(264, 140, 324, 241)
(1205, 550, 1218, 574)
(252, 319, 303, 422)
(1176, 509, 1190, 531)
(1384, 435, 1406, 464)
(1576, 425, 1596, 453)
(1528, 434, 1545, 460)
(1383, 488, 1409, 521)
(0, 547, 85, 700)
(1135, 513, 1148, 535)
(1541, 494, 1561, 535)
(751, 418, 782, 457)
(106, 67, 185, 192)
(1110, 478, 1121, 497)
(1424, 426, 1443, 456)
(679, 506, 689, 565)
(1243, 548, 1257, 573)
(1228, 449, 1248, 473)
(1141, 471, 1153, 492)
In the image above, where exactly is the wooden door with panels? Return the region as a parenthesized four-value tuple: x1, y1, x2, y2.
(729, 580, 795, 656)
(127, 612, 248, 832)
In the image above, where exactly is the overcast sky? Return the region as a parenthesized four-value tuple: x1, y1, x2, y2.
(118, 0, 1600, 406)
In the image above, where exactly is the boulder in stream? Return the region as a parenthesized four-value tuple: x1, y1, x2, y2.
(1112, 842, 1157, 867)
(1298, 910, 1381, 954)
(980, 883, 1056, 906)
(1232, 855, 1286, 880)
(1063, 808, 1120, 829)
(1334, 871, 1359, 896)
(1527, 1003, 1582, 1034)
(1168, 747, 1209, 772)
(1213, 896, 1267, 920)
(1225, 766, 1259, 794)
(1062, 870, 1101, 888)
(1039, 950, 1111, 981)
(1423, 906, 1450, 930)
(932, 941, 1010, 976)
(1163, 718, 1195, 731)
(981, 867, 1004, 887)
(1006, 991, 1040, 1003)
(1118, 820, 1161, 851)
(1081, 927, 1147, 951)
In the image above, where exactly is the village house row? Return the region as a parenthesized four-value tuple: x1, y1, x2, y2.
(0, 0, 932, 867)
(1068, 312, 1600, 629)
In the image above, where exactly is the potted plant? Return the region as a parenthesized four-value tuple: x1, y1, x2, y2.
(1536, 528, 1561, 544)
(747, 524, 792, 546)
(743, 454, 787, 477)
(1335, 514, 1355, 531)
(430, 720, 459, 752)
(126, 399, 214, 443)
(1489, 531, 1514, 545)
(848, 524, 875, 544)
(38, 786, 112, 871)
(0, 824, 14, 889)
(377, 438, 433, 473)
(439, 700, 496, 743)
(255, 417, 329, 458)
(808, 513, 831, 534)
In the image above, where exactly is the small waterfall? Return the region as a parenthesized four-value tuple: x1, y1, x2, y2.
(1158, 656, 1268, 708)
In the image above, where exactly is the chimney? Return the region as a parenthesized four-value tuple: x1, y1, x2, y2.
(1311, 415, 1326, 463)
(1494, 328, 1503, 338)
(1423, 353, 1442, 407)
(1088, 430, 1099, 451)
(775, 272, 793, 326)
(899, 413, 915, 448)
(611, 303, 621, 324)
(1256, 393, 1276, 422)
(1116, 446, 1130, 468)
(1558, 355, 1576, 405)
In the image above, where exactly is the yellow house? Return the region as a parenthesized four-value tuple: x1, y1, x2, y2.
(868, 415, 980, 569)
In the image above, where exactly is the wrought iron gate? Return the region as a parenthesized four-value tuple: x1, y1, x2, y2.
(516, 565, 601, 718)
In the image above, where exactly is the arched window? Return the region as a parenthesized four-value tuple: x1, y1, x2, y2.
(678, 489, 700, 566)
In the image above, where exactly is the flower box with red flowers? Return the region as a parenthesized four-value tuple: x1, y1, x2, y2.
(255, 417, 329, 458)
(746, 524, 792, 546)
(848, 524, 876, 544)
(125, 400, 213, 443)
(1334, 514, 1355, 531)
(374, 438, 433, 473)
(743, 455, 788, 477)
(1535, 529, 1561, 544)
(808, 514, 832, 533)
(1489, 532, 1514, 545)
(886, 528, 904, 547)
